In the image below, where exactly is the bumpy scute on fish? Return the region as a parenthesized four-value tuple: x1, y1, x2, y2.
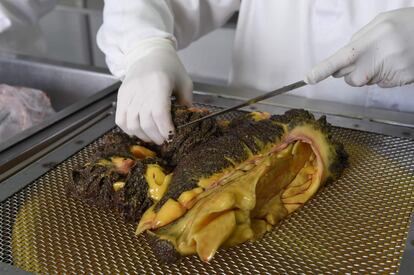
(69, 106, 348, 262)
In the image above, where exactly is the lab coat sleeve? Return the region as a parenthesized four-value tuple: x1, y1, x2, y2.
(97, 0, 240, 79)
(0, 0, 56, 31)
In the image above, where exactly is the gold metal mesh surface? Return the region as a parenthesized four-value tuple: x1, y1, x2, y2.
(1, 124, 414, 274)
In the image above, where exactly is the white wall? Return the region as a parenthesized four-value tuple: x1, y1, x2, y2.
(39, 8, 91, 65)
(178, 28, 235, 85)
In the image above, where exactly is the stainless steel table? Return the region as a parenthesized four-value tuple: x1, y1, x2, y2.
(0, 81, 412, 274)
(0, 54, 120, 179)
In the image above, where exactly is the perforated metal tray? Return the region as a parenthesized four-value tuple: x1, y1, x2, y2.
(1, 104, 413, 274)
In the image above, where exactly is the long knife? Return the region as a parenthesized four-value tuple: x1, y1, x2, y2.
(177, 80, 307, 129)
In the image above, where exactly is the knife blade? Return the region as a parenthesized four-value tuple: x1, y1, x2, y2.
(177, 80, 307, 129)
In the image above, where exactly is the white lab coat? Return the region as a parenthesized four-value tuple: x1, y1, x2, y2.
(97, 0, 414, 112)
(0, 0, 56, 56)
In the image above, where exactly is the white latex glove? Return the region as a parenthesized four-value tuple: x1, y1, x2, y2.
(116, 38, 193, 145)
(306, 8, 414, 88)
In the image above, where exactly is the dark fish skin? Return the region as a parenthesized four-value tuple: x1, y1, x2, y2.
(146, 232, 182, 263)
(68, 132, 166, 223)
(68, 106, 220, 223)
(94, 132, 148, 160)
(155, 116, 285, 210)
(68, 106, 348, 259)
(150, 111, 348, 263)
(159, 106, 221, 167)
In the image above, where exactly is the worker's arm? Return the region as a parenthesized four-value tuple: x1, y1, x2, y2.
(0, 0, 57, 32)
(97, 0, 239, 144)
(97, 0, 239, 79)
(306, 7, 414, 88)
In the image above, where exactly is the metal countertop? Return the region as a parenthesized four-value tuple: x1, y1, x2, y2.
(0, 57, 412, 273)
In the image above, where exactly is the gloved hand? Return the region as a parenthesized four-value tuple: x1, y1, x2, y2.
(306, 8, 414, 88)
(116, 38, 193, 145)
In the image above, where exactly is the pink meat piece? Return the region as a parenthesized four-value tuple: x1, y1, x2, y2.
(0, 84, 55, 142)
